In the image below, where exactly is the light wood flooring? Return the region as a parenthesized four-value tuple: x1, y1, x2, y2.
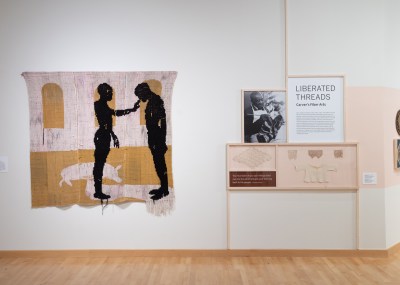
(1, 252, 400, 285)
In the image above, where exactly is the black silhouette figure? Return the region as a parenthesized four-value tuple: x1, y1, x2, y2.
(135, 82, 169, 201)
(93, 83, 140, 200)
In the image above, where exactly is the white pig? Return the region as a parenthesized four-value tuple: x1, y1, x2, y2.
(59, 163, 122, 187)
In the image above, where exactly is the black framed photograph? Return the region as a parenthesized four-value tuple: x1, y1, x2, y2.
(242, 90, 286, 143)
(394, 139, 400, 169)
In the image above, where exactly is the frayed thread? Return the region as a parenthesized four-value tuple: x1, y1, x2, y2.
(146, 192, 175, 216)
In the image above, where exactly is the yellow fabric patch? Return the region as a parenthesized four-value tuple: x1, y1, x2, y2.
(30, 146, 173, 207)
(42, 83, 64, 129)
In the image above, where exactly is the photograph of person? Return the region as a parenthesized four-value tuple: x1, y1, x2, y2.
(242, 90, 286, 143)
(395, 139, 400, 169)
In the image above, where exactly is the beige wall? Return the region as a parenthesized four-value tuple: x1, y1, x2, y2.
(346, 87, 400, 249)
(346, 87, 386, 188)
(382, 88, 400, 187)
(346, 87, 400, 188)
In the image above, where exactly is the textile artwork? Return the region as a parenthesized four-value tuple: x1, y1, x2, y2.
(22, 72, 177, 215)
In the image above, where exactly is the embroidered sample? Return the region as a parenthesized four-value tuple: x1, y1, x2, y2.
(233, 147, 272, 169)
(308, 150, 323, 159)
(334, 150, 343, 158)
(296, 164, 337, 183)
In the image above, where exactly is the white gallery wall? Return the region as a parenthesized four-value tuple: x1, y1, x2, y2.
(384, 0, 400, 89)
(0, 0, 399, 250)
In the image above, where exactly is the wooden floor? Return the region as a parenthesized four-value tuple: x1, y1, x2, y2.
(1, 253, 400, 285)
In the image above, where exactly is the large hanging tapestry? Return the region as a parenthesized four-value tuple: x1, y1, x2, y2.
(22, 72, 177, 215)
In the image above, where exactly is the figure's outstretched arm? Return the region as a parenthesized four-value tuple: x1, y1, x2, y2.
(114, 100, 140, 116)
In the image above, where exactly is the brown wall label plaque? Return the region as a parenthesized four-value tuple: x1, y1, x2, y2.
(229, 171, 276, 187)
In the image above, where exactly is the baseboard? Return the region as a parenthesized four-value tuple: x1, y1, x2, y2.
(388, 242, 400, 256)
(0, 246, 398, 258)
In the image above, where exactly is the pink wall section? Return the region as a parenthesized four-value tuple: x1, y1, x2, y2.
(382, 88, 400, 187)
(346, 87, 400, 188)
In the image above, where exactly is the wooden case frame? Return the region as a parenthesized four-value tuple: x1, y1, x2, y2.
(227, 142, 358, 191)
